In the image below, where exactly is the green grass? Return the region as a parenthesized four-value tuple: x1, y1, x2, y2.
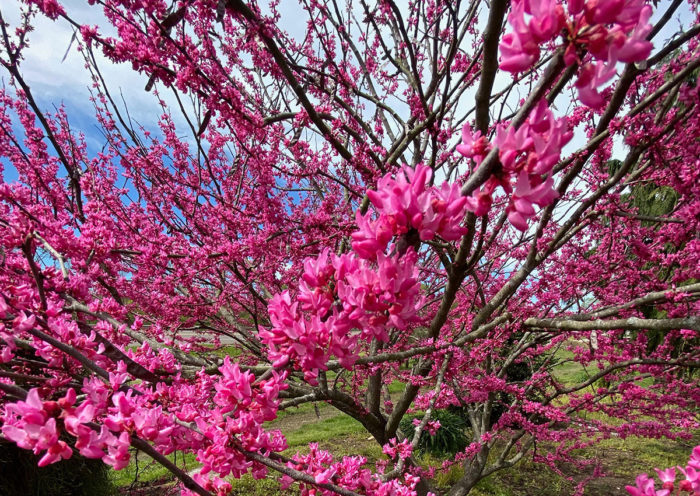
(388, 379, 406, 394)
(467, 434, 699, 496)
(282, 414, 384, 461)
(108, 347, 698, 495)
(229, 474, 296, 495)
(274, 400, 330, 420)
(284, 415, 366, 447)
(194, 343, 243, 359)
(109, 450, 198, 489)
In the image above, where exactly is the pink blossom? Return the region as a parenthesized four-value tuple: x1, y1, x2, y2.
(689, 446, 700, 470)
(0, 295, 8, 317)
(351, 212, 396, 260)
(614, 6, 653, 63)
(13, 312, 36, 332)
(75, 425, 113, 459)
(499, 0, 655, 108)
(382, 438, 413, 460)
(102, 431, 131, 470)
(524, 0, 566, 42)
(354, 164, 469, 258)
(507, 172, 558, 231)
(465, 100, 569, 229)
(655, 467, 675, 491)
(457, 126, 491, 166)
(499, 2, 540, 73)
(680, 467, 700, 494)
(625, 473, 668, 496)
(36, 419, 73, 466)
(214, 356, 254, 413)
(2, 389, 73, 466)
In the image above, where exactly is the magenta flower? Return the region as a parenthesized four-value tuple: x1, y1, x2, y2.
(614, 6, 653, 63)
(524, 0, 566, 42)
(625, 473, 669, 496)
(354, 164, 468, 259)
(575, 60, 618, 109)
(456, 126, 490, 166)
(499, 2, 541, 72)
(102, 431, 131, 470)
(2, 389, 73, 466)
(464, 99, 569, 229)
(499, 0, 654, 107)
(680, 466, 700, 493)
(689, 446, 700, 470)
(13, 312, 36, 332)
(655, 467, 675, 491)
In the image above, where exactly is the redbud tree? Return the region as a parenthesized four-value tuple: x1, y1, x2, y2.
(0, 0, 699, 495)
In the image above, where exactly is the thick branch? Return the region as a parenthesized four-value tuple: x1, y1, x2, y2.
(474, 0, 509, 134)
(523, 316, 700, 332)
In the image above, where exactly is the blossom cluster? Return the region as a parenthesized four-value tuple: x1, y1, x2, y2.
(1, 387, 132, 469)
(458, 100, 572, 230)
(626, 445, 700, 496)
(352, 164, 468, 258)
(2, 355, 289, 496)
(412, 417, 442, 436)
(262, 164, 469, 382)
(192, 358, 289, 494)
(262, 247, 423, 383)
(281, 443, 424, 496)
(500, 0, 653, 108)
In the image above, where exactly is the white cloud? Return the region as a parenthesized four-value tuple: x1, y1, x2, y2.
(2, 0, 191, 142)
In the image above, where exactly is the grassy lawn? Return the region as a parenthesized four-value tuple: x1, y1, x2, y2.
(110, 408, 697, 495)
(469, 434, 699, 496)
(110, 347, 698, 495)
(109, 451, 198, 492)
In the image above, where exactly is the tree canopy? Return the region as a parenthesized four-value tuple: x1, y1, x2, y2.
(0, 0, 699, 495)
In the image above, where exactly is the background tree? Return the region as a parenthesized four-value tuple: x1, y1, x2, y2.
(0, 1, 699, 495)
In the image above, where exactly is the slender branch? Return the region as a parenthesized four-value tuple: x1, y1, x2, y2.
(130, 438, 212, 496)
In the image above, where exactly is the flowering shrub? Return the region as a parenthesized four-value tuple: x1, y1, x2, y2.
(0, 0, 699, 495)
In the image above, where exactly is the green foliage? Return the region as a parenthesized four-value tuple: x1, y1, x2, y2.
(607, 158, 678, 226)
(399, 409, 470, 457)
(626, 183, 678, 226)
(0, 441, 117, 496)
